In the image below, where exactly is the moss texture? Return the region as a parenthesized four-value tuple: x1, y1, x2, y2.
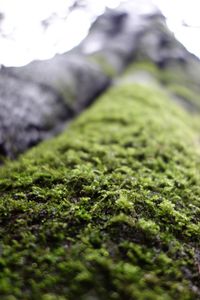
(88, 54, 117, 78)
(124, 60, 200, 113)
(0, 81, 200, 299)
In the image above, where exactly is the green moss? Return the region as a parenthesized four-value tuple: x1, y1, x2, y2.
(0, 83, 200, 299)
(167, 84, 200, 111)
(88, 53, 117, 77)
(122, 60, 200, 115)
(124, 61, 160, 78)
(57, 81, 76, 106)
(157, 61, 200, 96)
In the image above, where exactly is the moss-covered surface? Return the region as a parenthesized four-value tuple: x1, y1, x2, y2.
(88, 54, 117, 78)
(166, 84, 200, 112)
(0, 82, 200, 299)
(124, 60, 200, 113)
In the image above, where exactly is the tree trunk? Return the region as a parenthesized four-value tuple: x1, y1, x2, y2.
(0, 5, 195, 159)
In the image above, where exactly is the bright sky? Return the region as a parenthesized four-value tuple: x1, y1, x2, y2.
(154, 0, 200, 57)
(0, 0, 199, 66)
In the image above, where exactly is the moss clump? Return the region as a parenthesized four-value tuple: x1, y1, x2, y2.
(123, 60, 200, 115)
(0, 83, 200, 299)
(124, 61, 160, 78)
(88, 53, 117, 78)
(167, 84, 200, 112)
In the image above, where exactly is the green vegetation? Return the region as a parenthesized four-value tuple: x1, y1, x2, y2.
(167, 84, 200, 112)
(88, 53, 117, 78)
(0, 82, 200, 299)
(124, 61, 160, 78)
(125, 60, 200, 113)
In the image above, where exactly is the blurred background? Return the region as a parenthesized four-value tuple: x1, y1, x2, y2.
(0, 0, 200, 67)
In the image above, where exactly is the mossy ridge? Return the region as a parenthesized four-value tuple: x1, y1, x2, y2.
(0, 84, 200, 299)
(166, 84, 200, 112)
(123, 60, 200, 113)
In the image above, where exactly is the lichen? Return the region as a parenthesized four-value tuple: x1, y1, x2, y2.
(0, 83, 200, 299)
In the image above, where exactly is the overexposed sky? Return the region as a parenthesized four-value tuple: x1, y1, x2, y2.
(0, 0, 200, 66)
(154, 0, 200, 56)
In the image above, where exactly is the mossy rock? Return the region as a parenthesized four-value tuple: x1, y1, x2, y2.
(0, 82, 200, 299)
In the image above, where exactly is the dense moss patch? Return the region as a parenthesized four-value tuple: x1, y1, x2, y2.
(0, 83, 200, 299)
(124, 60, 200, 114)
